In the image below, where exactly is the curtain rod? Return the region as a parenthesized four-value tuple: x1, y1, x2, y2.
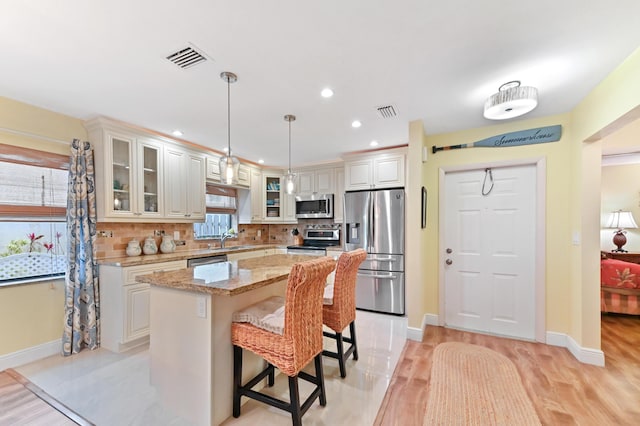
(0, 126, 70, 145)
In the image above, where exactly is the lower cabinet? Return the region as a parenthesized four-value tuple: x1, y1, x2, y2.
(99, 260, 186, 352)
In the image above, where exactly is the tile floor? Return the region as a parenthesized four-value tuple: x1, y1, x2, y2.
(16, 311, 407, 426)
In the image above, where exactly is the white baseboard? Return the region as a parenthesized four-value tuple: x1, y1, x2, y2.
(406, 313, 440, 342)
(546, 331, 605, 366)
(0, 339, 61, 371)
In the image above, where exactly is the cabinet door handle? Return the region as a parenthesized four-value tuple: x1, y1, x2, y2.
(134, 212, 142, 216)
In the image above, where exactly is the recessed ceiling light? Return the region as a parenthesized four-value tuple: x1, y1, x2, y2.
(172, 130, 183, 137)
(370, 140, 379, 147)
(258, 159, 264, 164)
(223, 147, 229, 153)
(321, 88, 334, 98)
(351, 120, 362, 128)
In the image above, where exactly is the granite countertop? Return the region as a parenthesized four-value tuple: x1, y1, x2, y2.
(98, 244, 284, 267)
(135, 254, 336, 296)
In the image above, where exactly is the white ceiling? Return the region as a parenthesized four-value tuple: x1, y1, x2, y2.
(2, 1, 640, 168)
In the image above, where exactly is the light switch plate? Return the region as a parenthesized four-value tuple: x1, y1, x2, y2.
(196, 297, 207, 318)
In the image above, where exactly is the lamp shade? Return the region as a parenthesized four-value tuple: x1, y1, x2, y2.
(606, 210, 638, 229)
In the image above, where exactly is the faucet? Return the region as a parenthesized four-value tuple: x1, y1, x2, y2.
(220, 231, 235, 248)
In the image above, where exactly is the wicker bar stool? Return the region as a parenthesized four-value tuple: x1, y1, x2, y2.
(322, 248, 367, 378)
(231, 256, 336, 426)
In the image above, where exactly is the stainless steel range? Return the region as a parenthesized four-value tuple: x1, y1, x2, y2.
(286, 224, 340, 256)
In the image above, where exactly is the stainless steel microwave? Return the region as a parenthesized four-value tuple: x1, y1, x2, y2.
(295, 194, 334, 219)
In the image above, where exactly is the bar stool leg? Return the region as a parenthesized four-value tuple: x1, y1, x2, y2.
(267, 362, 275, 386)
(335, 331, 346, 378)
(349, 321, 359, 361)
(314, 353, 327, 406)
(233, 345, 242, 417)
(288, 376, 302, 426)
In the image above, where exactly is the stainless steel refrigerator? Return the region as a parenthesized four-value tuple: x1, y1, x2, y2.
(344, 188, 405, 315)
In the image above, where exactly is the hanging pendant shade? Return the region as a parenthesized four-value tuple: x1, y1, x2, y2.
(284, 114, 296, 195)
(219, 71, 240, 185)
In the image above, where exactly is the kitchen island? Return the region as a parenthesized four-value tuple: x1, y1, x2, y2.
(136, 254, 322, 426)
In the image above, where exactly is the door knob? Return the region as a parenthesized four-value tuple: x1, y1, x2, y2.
(446, 248, 452, 254)
(445, 259, 453, 265)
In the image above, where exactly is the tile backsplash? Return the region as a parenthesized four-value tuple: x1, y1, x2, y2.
(95, 220, 335, 259)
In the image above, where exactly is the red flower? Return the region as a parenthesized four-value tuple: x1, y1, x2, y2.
(44, 242, 54, 252)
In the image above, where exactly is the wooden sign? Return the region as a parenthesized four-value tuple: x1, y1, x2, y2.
(432, 125, 562, 154)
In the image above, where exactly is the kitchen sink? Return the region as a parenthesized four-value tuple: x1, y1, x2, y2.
(224, 245, 255, 251)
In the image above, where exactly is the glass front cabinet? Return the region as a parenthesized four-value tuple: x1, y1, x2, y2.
(107, 134, 163, 220)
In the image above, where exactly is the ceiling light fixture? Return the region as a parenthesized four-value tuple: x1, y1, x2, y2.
(352, 120, 362, 128)
(172, 130, 183, 137)
(483, 81, 538, 120)
(219, 71, 240, 185)
(258, 159, 265, 164)
(284, 114, 296, 195)
(321, 88, 334, 98)
(370, 140, 379, 147)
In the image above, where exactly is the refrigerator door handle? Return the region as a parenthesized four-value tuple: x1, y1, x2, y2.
(369, 194, 375, 252)
(357, 272, 398, 279)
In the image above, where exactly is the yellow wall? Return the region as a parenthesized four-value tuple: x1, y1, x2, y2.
(407, 46, 640, 351)
(0, 96, 85, 356)
(600, 163, 640, 251)
(407, 114, 573, 335)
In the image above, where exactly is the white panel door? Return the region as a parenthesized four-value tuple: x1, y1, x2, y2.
(444, 165, 536, 339)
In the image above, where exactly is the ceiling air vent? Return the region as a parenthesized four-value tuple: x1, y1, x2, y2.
(376, 104, 398, 119)
(166, 44, 208, 69)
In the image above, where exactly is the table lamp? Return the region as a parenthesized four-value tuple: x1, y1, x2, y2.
(606, 210, 638, 252)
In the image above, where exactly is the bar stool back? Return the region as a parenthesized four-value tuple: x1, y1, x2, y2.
(322, 248, 367, 378)
(231, 256, 336, 425)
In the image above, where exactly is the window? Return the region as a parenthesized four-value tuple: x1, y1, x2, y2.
(0, 144, 68, 285)
(193, 184, 237, 240)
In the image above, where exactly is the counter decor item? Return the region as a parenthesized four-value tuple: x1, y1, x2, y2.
(291, 228, 303, 245)
(143, 236, 158, 255)
(160, 235, 176, 253)
(126, 239, 142, 257)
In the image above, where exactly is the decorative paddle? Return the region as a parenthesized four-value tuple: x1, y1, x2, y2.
(432, 125, 562, 154)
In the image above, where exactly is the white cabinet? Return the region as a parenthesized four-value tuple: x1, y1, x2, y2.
(99, 260, 187, 352)
(164, 146, 206, 221)
(237, 164, 251, 188)
(334, 167, 345, 223)
(344, 152, 405, 191)
(85, 117, 206, 223)
(262, 174, 297, 223)
(263, 174, 283, 222)
(205, 154, 221, 182)
(87, 123, 164, 221)
(295, 168, 335, 195)
(238, 167, 263, 224)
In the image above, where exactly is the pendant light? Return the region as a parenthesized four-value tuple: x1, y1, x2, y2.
(219, 71, 240, 185)
(284, 114, 296, 195)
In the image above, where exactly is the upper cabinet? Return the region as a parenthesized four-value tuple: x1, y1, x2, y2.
(295, 168, 335, 195)
(164, 146, 205, 221)
(86, 117, 205, 223)
(237, 166, 263, 224)
(344, 151, 405, 191)
(261, 173, 296, 223)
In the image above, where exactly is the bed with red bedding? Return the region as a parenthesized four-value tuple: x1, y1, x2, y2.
(601, 258, 640, 315)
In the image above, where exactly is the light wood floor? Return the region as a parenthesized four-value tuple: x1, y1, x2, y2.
(375, 314, 640, 426)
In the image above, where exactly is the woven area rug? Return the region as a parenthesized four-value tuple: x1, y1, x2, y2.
(424, 342, 540, 426)
(0, 369, 93, 426)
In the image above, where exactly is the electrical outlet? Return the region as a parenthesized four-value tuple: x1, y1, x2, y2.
(257, 230, 261, 237)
